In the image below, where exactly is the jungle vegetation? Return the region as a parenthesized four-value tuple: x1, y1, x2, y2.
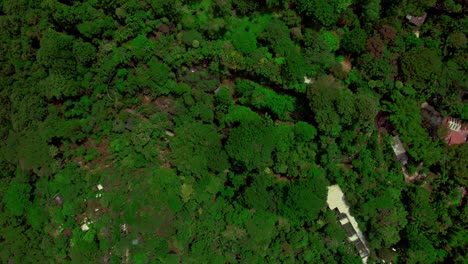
(0, 0, 467, 263)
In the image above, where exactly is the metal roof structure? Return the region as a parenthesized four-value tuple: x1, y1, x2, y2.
(391, 136, 408, 165)
(406, 13, 427, 26)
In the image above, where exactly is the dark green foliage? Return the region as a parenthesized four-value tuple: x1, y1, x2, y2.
(354, 92, 380, 131)
(170, 121, 229, 176)
(398, 0, 437, 16)
(73, 40, 97, 67)
(182, 30, 204, 47)
(261, 19, 310, 85)
(236, 79, 296, 119)
(341, 28, 367, 54)
(37, 29, 76, 74)
(386, 95, 442, 165)
(295, 121, 317, 142)
(307, 75, 378, 136)
(129, 58, 172, 96)
(232, 28, 257, 54)
(127, 35, 156, 61)
(273, 123, 318, 176)
(358, 53, 397, 82)
(302, 29, 336, 67)
(295, 0, 351, 26)
(262, 19, 290, 54)
(3, 178, 32, 216)
(40, 74, 80, 100)
(400, 47, 442, 90)
(77, 17, 115, 39)
(233, 0, 259, 15)
(280, 175, 328, 223)
(242, 173, 275, 211)
(445, 144, 468, 185)
(221, 105, 262, 125)
(363, 0, 381, 22)
(0, 0, 465, 263)
(226, 120, 276, 171)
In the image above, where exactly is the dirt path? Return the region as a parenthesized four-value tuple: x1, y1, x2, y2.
(401, 162, 426, 184)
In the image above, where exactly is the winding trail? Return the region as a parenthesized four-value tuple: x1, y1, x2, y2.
(401, 162, 426, 184)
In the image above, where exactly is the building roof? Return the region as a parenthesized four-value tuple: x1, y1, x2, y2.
(447, 130, 467, 145)
(391, 136, 406, 156)
(53, 194, 64, 205)
(348, 234, 359, 242)
(81, 223, 90, 232)
(406, 13, 427, 26)
(442, 117, 468, 145)
(391, 136, 408, 164)
(448, 118, 462, 131)
(327, 185, 370, 263)
(340, 217, 350, 225)
(62, 229, 72, 237)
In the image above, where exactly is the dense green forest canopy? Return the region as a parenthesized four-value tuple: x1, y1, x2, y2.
(0, 0, 467, 263)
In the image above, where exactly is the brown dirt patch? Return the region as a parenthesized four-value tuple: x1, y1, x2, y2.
(341, 58, 352, 73)
(220, 78, 235, 92)
(142, 95, 151, 104)
(124, 108, 148, 121)
(154, 96, 176, 114)
(75, 138, 111, 172)
(158, 148, 173, 168)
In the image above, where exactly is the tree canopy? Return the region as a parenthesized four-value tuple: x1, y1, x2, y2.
(0, 0, 466, 263)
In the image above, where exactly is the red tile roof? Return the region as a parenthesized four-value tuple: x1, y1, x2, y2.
(447, 130, 467, 145)
(442, 117, 468, 145)
(62, 229, 72, 237)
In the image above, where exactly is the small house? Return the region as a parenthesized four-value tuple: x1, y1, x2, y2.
(304, 76, 313, 84)
(53, 193, 64, 206)
(406, 13, 427, 27)
(391, 136, 408, 165)
(165, 130, 175, 137)
(442, 117, 468, 145)
(420, 103, 468, 144)
(62, 229, 72, 237)
(81, 223, 90, 232)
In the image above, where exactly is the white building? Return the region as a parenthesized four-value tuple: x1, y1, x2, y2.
(327, 185, 370, 263)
